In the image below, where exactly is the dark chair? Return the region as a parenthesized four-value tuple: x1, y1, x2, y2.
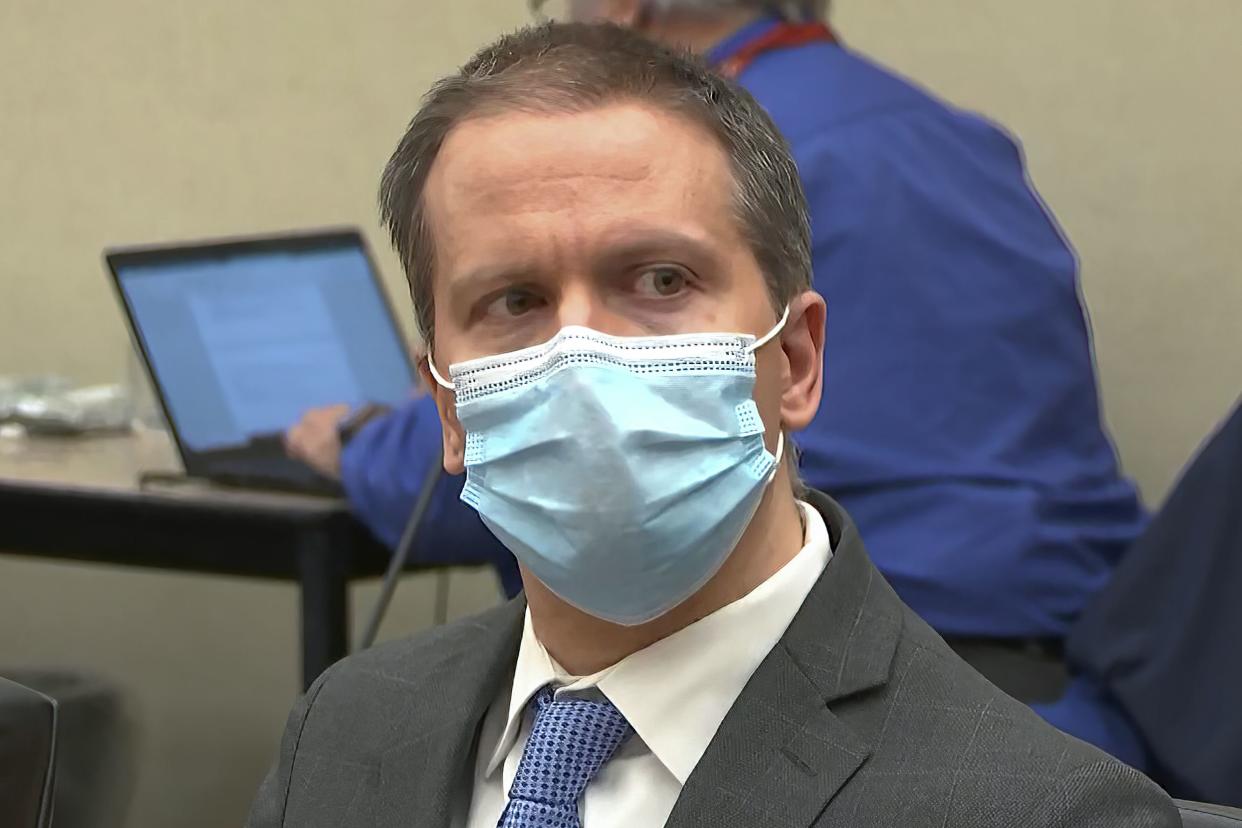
(0, 676, 57, 828)
(1179, 800, 1242, 827)
(2, 669, 136, 828)
(1067, 397, 1242, 804)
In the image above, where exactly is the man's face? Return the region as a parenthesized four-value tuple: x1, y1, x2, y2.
(422, 103, 793, 473)
(567, 0, 611, 21)
(537, 0, 640, 25)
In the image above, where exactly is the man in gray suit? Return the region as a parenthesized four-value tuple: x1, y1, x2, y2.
(248, 22, 1178, 828)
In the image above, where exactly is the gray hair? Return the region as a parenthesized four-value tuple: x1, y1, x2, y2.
(379, 22, 812, 346)
(642, 0, 829, 19)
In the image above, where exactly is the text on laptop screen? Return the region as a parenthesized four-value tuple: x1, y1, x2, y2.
(116, 240, 412, 452)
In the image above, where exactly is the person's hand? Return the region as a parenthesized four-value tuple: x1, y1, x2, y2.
(285, 404, 351, 479)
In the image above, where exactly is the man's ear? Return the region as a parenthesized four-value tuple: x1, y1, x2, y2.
(419, 358, 466, 475)
(779, 290, 827, 432)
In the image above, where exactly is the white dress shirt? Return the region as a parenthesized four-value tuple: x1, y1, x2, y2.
(464, 500, 833, 828)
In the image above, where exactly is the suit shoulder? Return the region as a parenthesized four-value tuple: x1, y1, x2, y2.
(309, 598, 523, 706)
(1033, 758, 1180, 827)
(247, 601, 522, 826)
(890, 606, 1099, 768)
(854, 609, 1177, 824)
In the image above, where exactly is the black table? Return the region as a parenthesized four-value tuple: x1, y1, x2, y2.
(0, 432, 422, 689)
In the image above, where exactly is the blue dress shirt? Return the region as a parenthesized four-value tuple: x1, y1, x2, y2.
(706, 19, 1147, 641)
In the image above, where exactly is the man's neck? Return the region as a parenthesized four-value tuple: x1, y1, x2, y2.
(523, 470, 806, 675)
(637, 9, 768, 57)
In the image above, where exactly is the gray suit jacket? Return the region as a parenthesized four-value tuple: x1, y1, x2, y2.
(247, 492, 1179, 827)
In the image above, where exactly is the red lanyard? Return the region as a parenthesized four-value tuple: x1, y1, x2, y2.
(716, 21, 837, 80)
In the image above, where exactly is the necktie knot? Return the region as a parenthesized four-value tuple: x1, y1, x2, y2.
(498, 686, 632, 827)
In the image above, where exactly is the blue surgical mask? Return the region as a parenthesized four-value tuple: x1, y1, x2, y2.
(429, 308, 789, 625)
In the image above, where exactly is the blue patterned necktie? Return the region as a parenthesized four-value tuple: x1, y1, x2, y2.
(497, 686, 633, 828)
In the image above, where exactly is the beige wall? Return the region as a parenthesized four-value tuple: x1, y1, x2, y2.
(0, 1, 1239, 826)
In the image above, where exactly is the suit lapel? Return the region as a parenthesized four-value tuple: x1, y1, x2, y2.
(666, 493, 902, 828)
(374, 598, 526, 828)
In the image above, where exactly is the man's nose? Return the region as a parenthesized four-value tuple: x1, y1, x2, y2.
(553, 288, 633, 336)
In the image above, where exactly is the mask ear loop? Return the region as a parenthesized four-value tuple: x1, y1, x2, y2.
(749, 308, 790, 483)
(747, 305, 791, 354)
(426, 357, 455, 391)
(767, 430, 785, 484)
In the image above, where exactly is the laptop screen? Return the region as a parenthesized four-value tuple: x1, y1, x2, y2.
(111, 232, 413, 454)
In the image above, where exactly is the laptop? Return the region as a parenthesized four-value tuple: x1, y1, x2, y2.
(106, 228, 414, 495)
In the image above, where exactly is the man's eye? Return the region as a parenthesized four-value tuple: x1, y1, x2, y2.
(487, 288, 545, 318)
(636, 267, 687, 297)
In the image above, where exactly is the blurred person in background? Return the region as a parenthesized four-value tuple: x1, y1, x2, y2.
(286, 0, 1149, 769)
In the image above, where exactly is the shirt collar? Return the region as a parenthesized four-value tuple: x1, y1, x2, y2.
(485, 500, 833, 784)
(706, 14, 785, 68)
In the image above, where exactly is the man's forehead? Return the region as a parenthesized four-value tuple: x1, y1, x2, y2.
(426, 103, 732, 208)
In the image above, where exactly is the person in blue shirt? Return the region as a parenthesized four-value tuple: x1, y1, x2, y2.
(286, 0, 1148, 768)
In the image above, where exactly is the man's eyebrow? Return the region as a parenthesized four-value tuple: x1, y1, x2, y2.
(594, 228, 724, 270)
